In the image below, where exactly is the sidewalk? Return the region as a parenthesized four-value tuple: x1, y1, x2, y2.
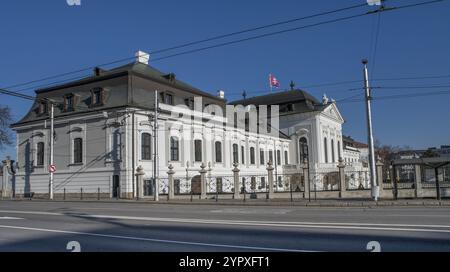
(2, 197, 450, 207)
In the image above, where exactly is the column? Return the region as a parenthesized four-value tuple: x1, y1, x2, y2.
(199, 162, 207, 199)
(135, 165, 145, 200)
(233, 163, 240, 199)
(376, 160, 385, 198)
(338, 158, 346, 198)
(414, 164, 422, 198)
(167, 164, 175, 200)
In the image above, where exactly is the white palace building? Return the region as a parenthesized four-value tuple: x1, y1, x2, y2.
(10, 51, 362, 199)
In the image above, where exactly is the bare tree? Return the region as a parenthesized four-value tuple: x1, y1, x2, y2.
(375, 140, 410, 165)
(0, 106, 13, 149)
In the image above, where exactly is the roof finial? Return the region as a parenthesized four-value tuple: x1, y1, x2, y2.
(290, 80, 296, 91)
(242, 90, 247, 100)
(322, 94, 329, 105)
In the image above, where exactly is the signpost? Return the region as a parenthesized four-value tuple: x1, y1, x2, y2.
(49, 164, 56, 173)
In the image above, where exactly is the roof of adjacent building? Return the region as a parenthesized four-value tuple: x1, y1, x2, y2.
(229, 89, 330, 114)
(343, 135, 368, 149)
(230, 89, 319, 105)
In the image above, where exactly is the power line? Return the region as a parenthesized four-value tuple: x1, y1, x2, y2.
(3, 0, 440, 94)
(0, 2, 371, 92)
(348, 84, 450, 91)
(150, 2, 369, 55)
(0, 0, 445, 103)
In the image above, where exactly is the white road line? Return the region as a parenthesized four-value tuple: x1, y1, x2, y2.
(0, 217, 24, 220)
(0, 225, 316, 252)
(1, 210, 450, 233)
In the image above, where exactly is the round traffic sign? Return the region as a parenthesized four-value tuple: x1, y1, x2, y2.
(49, 165, 56, 173)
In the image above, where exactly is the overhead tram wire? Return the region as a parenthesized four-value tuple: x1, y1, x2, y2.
(1, 0, 438, 93)
(0, 0, 445, 100)
(0, 2, 371, 92)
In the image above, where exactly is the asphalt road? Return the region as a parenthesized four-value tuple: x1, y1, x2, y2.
(0, 201, 450, 252)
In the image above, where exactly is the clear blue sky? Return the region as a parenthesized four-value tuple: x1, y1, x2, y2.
(1, 0, 449, 160)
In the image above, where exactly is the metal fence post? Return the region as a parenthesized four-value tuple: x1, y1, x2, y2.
(63, 188, 66, 200)
(80, 188, 83, 200)
(290, 180, 293, 202)
(98, 187, 100, 201)
(267, 161, 274, 200)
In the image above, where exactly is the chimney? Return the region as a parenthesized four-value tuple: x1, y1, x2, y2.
(217, 90, 225, 99)
(135, 50, 150, 65)
(93, 67, 104, 76)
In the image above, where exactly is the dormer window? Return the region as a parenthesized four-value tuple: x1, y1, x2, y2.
(64, 94, 75, 112)
(91, 88, 104, 107)
(159, 92, 174, 105)
(38, 101, 48, 115)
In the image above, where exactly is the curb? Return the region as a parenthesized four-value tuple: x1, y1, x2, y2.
(2, 198, 449, 208)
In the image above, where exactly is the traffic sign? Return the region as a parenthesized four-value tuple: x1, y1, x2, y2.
(49, 165, 56, 173)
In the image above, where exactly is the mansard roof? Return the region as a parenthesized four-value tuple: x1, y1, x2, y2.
(230, 89, 319, 105)
(36, 62, 222, 102)
(229, 89, 329, 114)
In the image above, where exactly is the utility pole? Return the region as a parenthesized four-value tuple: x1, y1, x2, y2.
(153, 90, 159, 202)
(49, 102, 54, 200)
(362, 59, 379, 201)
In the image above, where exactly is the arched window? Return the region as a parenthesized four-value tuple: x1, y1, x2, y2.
(74, 138, 83, 164)
(269, 150, 274, 164)
(324, 137, 328, 163)
(299, 137, 309, 163)
(241, 146, 245, 164)
(331, 139, 335, 163)
(250, 147, 255, 165)
(37, 142, 45, 166)
(284, 150, 289, 165)
(232, 144, 239, 164)
(215, 141, 222, 163)
(141, 133, 152, 160)
(276, 150, 281, 165)
(170, 137, 179, 161)
(194, 140, 202, 162)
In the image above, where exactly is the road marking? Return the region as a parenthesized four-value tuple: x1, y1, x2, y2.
(1, 210, 450, 233)
(0, 217, 24, 220)
(0, 225, 317, 252)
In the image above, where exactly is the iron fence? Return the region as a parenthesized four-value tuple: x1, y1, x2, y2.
(311, 172, 340, 192)
(240, 175, 269, 194)
(206, 176, 235, 194)
(345, 171, 371, 191)
(158, 178, 169, 195)
(173, 176, 192, 195)
(275, 174, 304, 193)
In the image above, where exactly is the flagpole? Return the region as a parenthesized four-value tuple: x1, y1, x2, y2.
(269, 74, 273, 93)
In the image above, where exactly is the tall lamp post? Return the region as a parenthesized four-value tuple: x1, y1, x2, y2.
(362, 59, 379, 201)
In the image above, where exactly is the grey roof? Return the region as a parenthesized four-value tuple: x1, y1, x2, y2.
(106, 62, 223, 102)
(229, 89, 320, 106)
(36, 62, 222, 102)
(229, 89, 328, 114)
